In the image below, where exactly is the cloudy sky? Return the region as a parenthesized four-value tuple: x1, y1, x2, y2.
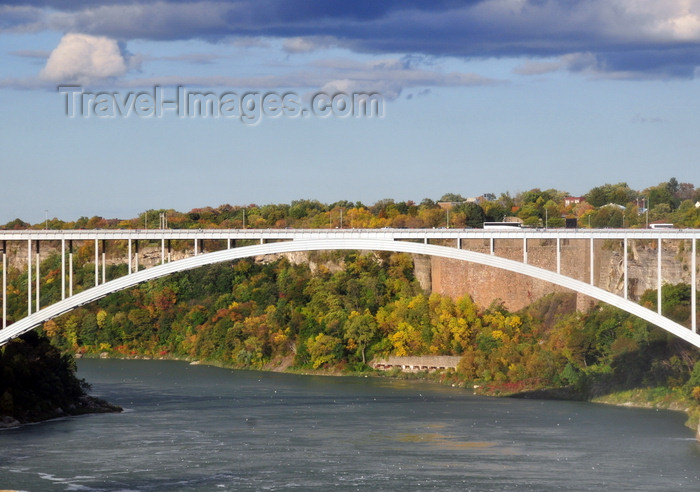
(2, 1, 700, 223)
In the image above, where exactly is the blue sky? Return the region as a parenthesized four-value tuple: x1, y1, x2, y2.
(1, 1, 700, 224)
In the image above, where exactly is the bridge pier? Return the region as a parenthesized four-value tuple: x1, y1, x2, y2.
(69, 240, 73, 297)
(61, 239, 65, 300)
(35, 241, 40, 311)
(94, 238, 99, 287)
(693, 238, 697, 333)
(658, 238, 662, 315)
(590, 237, 594, 286)
(2, 241, 6, 330)
(27, 239, 31, 316)
(556, 237, 561, 274)
(624, 237, 628, 300)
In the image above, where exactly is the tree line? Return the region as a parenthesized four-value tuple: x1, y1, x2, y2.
(3, 178, 699, 231)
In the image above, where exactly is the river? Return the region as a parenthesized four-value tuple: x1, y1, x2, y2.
(0, 359, 699, 491)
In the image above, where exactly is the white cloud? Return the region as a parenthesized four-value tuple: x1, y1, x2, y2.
(40, 33, 127, 84)
(283, 37, 319, 54)
(282, 37, 335, 54)
(16, 0, 700, 80)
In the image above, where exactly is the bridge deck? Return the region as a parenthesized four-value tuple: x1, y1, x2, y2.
(0, 227, 699, 241)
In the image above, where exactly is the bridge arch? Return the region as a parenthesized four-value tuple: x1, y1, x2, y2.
(2, 238, 699, 348)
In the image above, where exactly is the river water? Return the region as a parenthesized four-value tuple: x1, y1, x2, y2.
(1, 359, 699, 491)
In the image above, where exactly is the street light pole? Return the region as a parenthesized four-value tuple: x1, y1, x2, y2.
(645, 197, 649, 228)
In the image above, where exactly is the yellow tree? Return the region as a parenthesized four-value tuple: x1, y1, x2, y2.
(388, 321, 425, 356)
(307, 333, 341, 368)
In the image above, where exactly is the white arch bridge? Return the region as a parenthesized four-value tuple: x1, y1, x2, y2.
(0, 228, 698, 347)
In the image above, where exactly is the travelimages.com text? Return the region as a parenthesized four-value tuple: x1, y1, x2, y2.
(58, 86, 384, 124)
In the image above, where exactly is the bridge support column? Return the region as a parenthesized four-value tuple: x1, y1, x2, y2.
(35, 241, 40, 311)
(490, 237, 494, 255)
(61, 239, 65, 300)
(102, 240, 106, 284)
(624, 237, 628, 300)
(194, 238, 198, 255)
(161, 238, 165, 265)
(94, 238, 99, 287)
(2, 241, 6, 330)
(590, 237, 594, 286)
(693, 238, 697, 333)
(27, 239, 31, 316)
(523, 237, 528, 264)
(556, 237, 561, 274)
(457, 237, 461, 250)
(135, 240, 139, 272)
(128, 239, 132, 274)
(69, 240, 73, 298)
(658, 238, 662, 315)
(168, 239, 171, 263)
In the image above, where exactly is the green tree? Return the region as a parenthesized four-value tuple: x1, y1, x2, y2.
(344, 310, 378, 364)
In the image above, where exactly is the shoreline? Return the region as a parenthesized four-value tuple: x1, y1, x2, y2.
(0, 395, 122, 430)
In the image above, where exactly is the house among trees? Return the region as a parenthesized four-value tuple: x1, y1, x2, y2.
(564, 196, 585, 207)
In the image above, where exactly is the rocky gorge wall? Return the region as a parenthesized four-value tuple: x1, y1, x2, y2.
(428, 238, 699, 313)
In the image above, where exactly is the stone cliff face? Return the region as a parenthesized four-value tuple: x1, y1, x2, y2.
(428, 238, 698, 312)
(603, 240, 694, 300)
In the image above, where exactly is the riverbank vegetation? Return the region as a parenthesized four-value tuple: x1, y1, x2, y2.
(0, 331, 121, 427)
(17, 248, 700, 427)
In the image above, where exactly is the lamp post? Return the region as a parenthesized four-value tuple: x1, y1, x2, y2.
(645, 197, 649, 228)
